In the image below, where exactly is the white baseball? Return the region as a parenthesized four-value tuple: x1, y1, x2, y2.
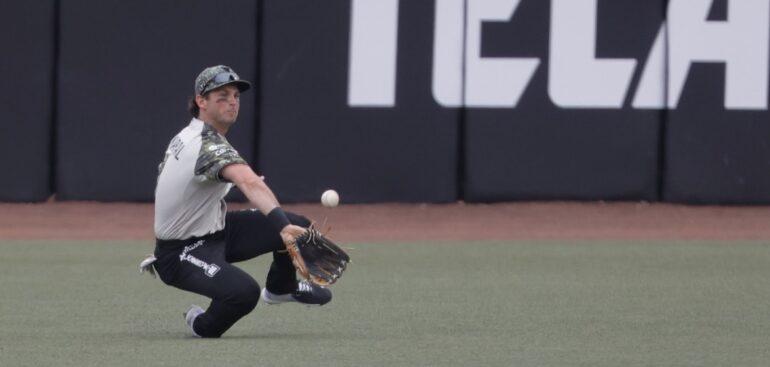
(321, 189, 340, 208)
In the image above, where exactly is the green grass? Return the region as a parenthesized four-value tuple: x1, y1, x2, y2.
(0, 240, 769, 367)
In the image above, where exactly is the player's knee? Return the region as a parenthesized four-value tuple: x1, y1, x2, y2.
(230, 282, 261, 313)
(288, 212, 311, 228)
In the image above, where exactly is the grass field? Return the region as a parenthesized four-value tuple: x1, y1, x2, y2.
(1, 240, 769, 367)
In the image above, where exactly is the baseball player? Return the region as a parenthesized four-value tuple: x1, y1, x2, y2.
(150, 65, 331, 338)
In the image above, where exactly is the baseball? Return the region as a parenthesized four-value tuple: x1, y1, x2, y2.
(321, 189, 340, 208)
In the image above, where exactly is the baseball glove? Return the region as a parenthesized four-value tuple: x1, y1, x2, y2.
(287, 228, 350, 286)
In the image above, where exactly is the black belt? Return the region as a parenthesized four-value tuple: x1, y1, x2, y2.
(155, 230, 222, 250)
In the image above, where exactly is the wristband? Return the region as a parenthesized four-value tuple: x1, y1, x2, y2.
(267, 207, 291, 232)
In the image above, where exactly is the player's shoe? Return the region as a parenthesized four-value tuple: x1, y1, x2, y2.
(260, 280, 332, 306)
(183, 304, 204, 337)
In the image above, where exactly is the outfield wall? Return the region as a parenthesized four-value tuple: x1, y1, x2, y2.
(4, 0, 770, 204)
(0, 2, 55, 202)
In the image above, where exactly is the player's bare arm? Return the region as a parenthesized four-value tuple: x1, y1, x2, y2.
(221, 163, 306, 244)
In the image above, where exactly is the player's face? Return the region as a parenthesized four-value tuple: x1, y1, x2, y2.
(199, 85, 240, 126)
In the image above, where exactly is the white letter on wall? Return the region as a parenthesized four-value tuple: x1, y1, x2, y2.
(433, 0, 540, 107)
(348, 0, 400, 107)
(432, 0, 465, 107)
(668, 0, 769, 109)
(632, 24, 667, 109)
(549, 0, 637, 108)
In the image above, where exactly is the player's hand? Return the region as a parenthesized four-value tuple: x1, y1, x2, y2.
(280, 224, 307, 247)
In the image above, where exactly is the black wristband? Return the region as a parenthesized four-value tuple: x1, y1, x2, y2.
(267, 207, 291, 232)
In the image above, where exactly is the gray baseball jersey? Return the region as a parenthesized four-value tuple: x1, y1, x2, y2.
(154, 118, 247, 240)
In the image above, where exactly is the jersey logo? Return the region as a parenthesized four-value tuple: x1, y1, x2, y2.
(169, 136, 184, 160)
(179, 240, 221, 277)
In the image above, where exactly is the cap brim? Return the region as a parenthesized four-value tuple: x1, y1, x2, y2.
(220, 80, 251, 92)
(202, 80, 251, 95)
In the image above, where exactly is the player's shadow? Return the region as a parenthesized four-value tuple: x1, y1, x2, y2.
(136, 331, 330, 340)
(219, 331, 328, 340)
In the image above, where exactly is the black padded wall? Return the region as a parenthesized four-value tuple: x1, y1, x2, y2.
(664, 66, 770, 204)
(8, 0, 770, 205)
(0, 1, 55, 201)
(56, 0, 258, 201)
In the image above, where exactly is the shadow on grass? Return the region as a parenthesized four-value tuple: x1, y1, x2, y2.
(134, 331, 330, 341)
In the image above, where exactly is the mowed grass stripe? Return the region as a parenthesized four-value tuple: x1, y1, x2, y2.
(0, 241, 768, 367)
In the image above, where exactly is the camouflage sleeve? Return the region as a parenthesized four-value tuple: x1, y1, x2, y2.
(194, 125, 247, 182)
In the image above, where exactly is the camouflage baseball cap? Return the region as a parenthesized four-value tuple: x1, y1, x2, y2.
(194, 65, 251, 96)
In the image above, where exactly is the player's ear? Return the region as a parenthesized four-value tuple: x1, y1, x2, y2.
(195, 95, 207, 109)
